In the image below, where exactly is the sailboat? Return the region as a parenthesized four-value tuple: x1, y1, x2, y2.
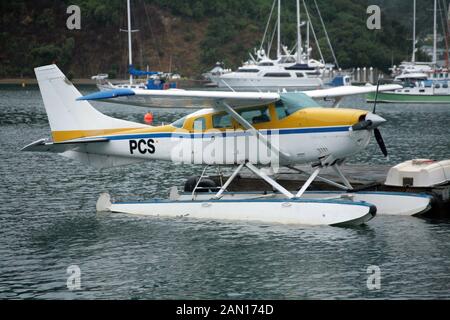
(367, 0, 450, 104)
(93, 0, 178, 92)
(205, 0, 340, 91)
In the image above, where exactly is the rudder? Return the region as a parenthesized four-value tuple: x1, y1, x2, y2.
(34, 65, 147, 142)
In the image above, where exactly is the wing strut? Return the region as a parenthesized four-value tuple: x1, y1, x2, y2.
(216, 101, 292, 162)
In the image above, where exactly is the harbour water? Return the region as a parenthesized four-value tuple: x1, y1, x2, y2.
(0, 86, 450, 299)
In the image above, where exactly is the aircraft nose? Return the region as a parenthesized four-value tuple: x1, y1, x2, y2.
(365, 112, 386, 128)
(351, 112, 386, 131)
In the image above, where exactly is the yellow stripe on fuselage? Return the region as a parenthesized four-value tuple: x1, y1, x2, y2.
(51, 128, 145, 142)
(51, 107, 368, 142)
(51, 125, 178, 142)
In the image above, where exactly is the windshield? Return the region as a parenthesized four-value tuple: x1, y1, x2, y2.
(275, 93, 321, 120)
(171, 116, 187, 128)
(280, 92, 321, 109)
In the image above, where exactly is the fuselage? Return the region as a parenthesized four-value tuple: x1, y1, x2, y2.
(53, 103, 372, 166)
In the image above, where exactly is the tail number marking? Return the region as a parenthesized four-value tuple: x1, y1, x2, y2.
(129, 139, 156, 155)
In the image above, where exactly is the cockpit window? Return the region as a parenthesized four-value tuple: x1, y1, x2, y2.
(275, 102, 290, 120)
(171, 116, 187, 128)
(276, 93, 321, 120)
(238, 106, 271, 124)
(193, 117, 206, 131)
(212, 113, 232, 128)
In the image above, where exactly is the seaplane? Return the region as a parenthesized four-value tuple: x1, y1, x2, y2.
(22, 65, 433, 227)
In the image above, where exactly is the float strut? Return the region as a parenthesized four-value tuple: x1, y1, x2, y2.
(295, 168, 321, 198)
(246, 163, 294, 199)
(214, 162, 245, 199)
(332, 165, 353, 190)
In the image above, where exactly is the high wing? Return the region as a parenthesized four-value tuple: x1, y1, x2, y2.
(78, 89, 281, 109)
(78, 84, 402, 109)
(304, 84, 402, 100)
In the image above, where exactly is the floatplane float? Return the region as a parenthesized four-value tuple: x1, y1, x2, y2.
(22, 65, 434, 227)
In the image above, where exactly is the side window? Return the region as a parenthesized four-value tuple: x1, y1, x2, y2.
(212, 113, 232, 128)
(275, 101, 303, 120)
(275, 102, 288, 120)
(238, 106, 271, 124)
(193, 117, 206, 131)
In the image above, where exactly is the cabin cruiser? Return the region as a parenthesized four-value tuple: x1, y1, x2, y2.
(204, 0, 340, 91)
(208, 58, 324, 90)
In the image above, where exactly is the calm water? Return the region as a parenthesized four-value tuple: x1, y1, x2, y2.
(1, 86, 450, 299)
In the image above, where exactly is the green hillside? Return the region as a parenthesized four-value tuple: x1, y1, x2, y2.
(0, 0, 445, 78)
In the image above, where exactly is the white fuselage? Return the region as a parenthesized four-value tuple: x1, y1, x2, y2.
(76, 126, 371, 167)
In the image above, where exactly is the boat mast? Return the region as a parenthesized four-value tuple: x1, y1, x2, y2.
(306, 20, 310, 62)
(303, 0, 324, 63)
(127, 0, 133, 85)
(296, 0, 302, 63)
(277, 0, 281, 59)
(433, 0, 437, 65)
(260, 0, 276, 56)
(412, 0, 416, 62)
(313, 0, 339, 69)
(447, 1, 450, 67)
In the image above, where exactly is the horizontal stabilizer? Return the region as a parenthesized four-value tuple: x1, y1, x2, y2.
(21, 138, 143, 169)
(21, 137, 109, 152)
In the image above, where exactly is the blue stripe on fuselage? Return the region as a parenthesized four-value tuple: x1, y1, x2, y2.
(104, 126, 351, 141)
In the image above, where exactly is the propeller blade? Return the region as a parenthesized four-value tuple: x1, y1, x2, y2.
(374, 128, 388, 157)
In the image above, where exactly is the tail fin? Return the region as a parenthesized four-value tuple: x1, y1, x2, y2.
(35, 65, 147, 142)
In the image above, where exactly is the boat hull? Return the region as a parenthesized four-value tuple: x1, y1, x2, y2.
(367, 92, 450, 104)
(210, 75, 323, 90)
(98, 194, 376, 227)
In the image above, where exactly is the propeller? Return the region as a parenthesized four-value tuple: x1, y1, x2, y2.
(371, 79, 388, 157)
(351, 79, 388, 157)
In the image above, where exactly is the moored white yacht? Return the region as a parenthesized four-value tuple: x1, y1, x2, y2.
(369, 0, 450, 103)
(209, 59, 324, 90)
(205, 0, 340, 91)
